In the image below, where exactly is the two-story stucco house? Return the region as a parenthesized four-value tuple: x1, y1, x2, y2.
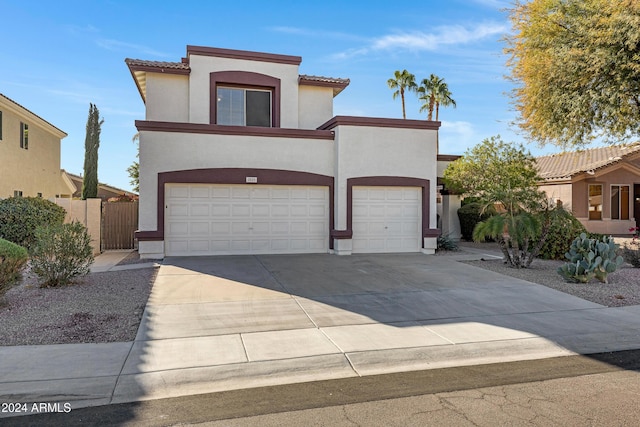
(0, 94, 73, 199)
(126, 45, 440, 259)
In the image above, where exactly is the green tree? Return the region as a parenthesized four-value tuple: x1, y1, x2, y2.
(504, 0, 640, 147)
(387, 70, 417, 119)
(417, 74, 456, 121)
(443, 136, 548, 267)
(127, 133, 140, 193)
(82, 103, 104, 199)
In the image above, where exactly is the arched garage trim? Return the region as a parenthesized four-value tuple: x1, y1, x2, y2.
(135, 168, 335, 248)
(343, 176, 439, 247)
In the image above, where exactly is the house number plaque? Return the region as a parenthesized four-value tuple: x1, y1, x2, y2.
(245, 177, 258, 183)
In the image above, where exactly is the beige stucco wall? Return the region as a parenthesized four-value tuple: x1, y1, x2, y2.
(187, 55, 300, 128)
(538, 183, 573, 211)
(332, 124, 439, 253)
(548, 164, 640, 235)
(145, 74, 189, 122)
(298, 86, 334, 129)
(137, 130, 334, 233)
(53, 197, 102, 255)
(0, 97, 70, 199)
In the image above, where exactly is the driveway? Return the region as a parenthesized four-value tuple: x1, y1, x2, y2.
(113, 253, 640, 403)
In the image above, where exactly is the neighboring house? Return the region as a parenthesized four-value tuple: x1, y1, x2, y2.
(0, 94, 74, 199)
(126, 45, 441, 258)
(62, 170, 138, 201)
(537, 143, 640, 235)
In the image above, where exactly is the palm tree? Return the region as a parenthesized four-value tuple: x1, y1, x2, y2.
(387, 70, 417, 119)
(417, 74, 456, 121)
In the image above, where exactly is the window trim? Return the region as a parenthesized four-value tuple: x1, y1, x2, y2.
(588, 184, 603, 221)
(210, 71, 280, 127)
(610, 184, 630, 220)
(216, 86, 273, 127)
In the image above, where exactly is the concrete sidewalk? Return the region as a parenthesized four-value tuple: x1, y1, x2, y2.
(1, 248, 640, 417)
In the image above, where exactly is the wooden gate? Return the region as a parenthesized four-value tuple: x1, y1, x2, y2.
(101, 202, 139, 250)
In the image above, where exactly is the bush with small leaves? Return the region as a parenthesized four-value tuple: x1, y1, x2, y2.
(622, 227, 640, 268)
(30, 221, 94, 287)
(457, 202, 494, 241)
(0, 238, 28, 298)
(537, 207, 587, 260)
(0, 197, 66, 249)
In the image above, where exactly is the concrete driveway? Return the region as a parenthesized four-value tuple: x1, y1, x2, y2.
(111, 253, 640, 403)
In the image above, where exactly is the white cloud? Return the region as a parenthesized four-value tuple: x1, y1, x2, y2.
(333, 22, 508, 59)
(96, 39, 169, 58)
(439, 121, 478, 154)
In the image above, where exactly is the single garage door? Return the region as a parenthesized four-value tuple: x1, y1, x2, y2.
(165, 184, 329, 256)
(352, 186, 421, 253)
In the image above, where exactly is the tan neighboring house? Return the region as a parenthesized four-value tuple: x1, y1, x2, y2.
(537, 143, 640, 235)
(0, 94, 74, 199)
(127, 45, 442, 259)
(62, 170, 138, 201)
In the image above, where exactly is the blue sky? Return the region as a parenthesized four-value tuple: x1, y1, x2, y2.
(1, 0, 560, 192)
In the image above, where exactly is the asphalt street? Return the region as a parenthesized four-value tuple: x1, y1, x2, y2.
(5, 349, 640, 427)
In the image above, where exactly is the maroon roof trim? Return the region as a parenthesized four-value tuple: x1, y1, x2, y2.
(186, 45, 302, 65)
(319, 116, 441, 131)
(135, 120, 335, 140)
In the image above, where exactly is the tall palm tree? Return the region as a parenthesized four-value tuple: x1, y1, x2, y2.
(387, 70, 417, 119)
(417, 74, 456, 121)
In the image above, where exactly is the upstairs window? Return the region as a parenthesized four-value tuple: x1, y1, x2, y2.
(14, 190, 23, 197)
(20, 122, 28, 149)
(216, 87, 272, 127)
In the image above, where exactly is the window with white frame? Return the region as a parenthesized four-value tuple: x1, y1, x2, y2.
(216, 87, 271, 127)
(588, 184, 602, 220)
(611, 184, 630, 220)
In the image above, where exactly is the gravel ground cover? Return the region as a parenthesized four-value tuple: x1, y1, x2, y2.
(0, 265, 157, 346)
(452, 241, 640, 307)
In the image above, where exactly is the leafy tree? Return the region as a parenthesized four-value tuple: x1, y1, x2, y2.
(387, 70, 417, 119)
(444, 136, 548, 267)
(127, 133, 140, 193)
(82, 103, 104, 199)
(417, 74, 456, 121)
(504, 0, 640, 147)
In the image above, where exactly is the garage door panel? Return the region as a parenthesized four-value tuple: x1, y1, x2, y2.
(190, 187, 210, 198)
(166, 184, 329, 256)
(352, 186, 421, 253)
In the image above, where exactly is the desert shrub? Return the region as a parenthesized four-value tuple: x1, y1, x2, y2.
(437, 234, 458, 251)
(457, 202, 494, 241)
(622, 227, 640, 268)
(537, 207, 587, 260)
(0, 238, 28, 297)
(30, 221, 94, 287)
(0, 197, 66, 249)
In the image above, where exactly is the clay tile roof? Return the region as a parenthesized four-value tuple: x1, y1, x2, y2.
(124, 58, 190, 72)
(299, 74, 350, 96)
(536, 143, 640, 181)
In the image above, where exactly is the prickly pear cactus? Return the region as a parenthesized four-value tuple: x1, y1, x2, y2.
(558, 233, 623, 283)
(592, 235, 624, 283)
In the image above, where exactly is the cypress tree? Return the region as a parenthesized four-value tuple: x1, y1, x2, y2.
(81, 103, 103, 199)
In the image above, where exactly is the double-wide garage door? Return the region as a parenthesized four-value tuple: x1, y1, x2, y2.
(165, 184, 329, 256)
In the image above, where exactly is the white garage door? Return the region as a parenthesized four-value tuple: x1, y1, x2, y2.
(352, 186, 421, 253)
(165, 184, 329, 256)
